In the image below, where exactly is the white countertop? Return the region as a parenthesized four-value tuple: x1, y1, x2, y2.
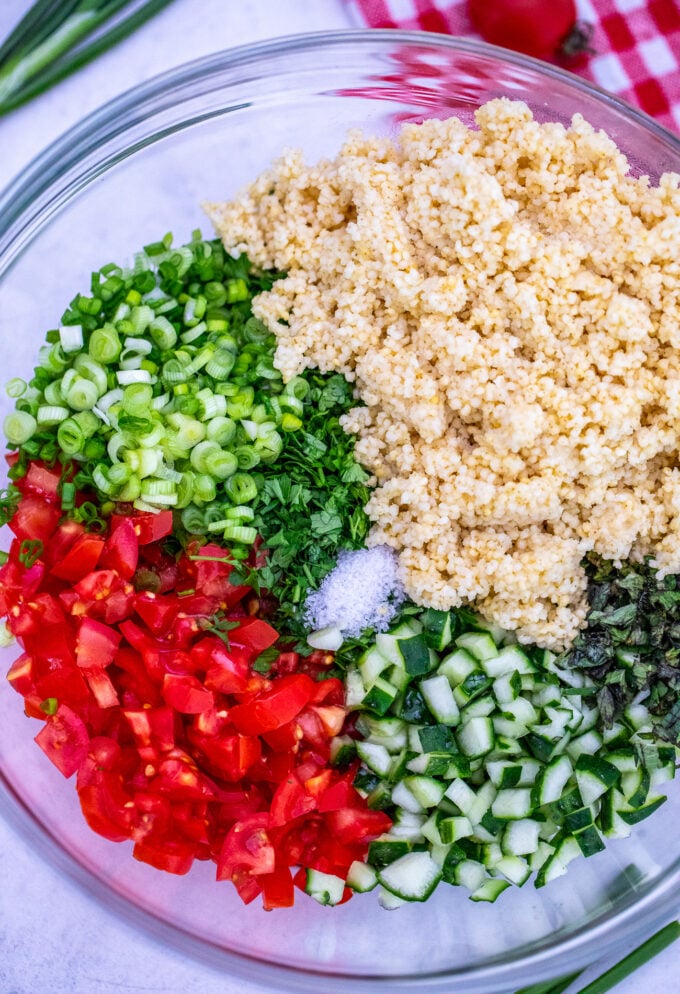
(0, 2, 677, 992)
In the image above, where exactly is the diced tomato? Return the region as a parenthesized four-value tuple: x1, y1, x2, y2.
(20, 463, 63, 501)
(34, 704, 89, 778)
(229, 618, 279, 655)
(9, 494, 61, 543)
(269, 772, 317, 827)
(83, 666, 120, 709)
(134, 592, 179, 636)
(202, 642, 251, 694)
(0, 480, 382, 910)
(0, 559, 45, 615)
(44, 520, 86, 567)
(162, 673, 213, 714)
(112, 510, 173, 545)
(261, 866, 295, 910)
(216, 813, 276, 881)
(99, 516, 138, 579)
(76, 617, 121, 669)
(324, 807, 392, 847)
(133, 837, 196, 875)
(229, 674, 316, 735)
(50, 533, 105, 582)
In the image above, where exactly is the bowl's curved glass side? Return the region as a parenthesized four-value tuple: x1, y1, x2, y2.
(0, 31, 679, 994)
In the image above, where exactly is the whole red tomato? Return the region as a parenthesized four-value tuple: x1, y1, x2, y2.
(468, 0, 590, 61)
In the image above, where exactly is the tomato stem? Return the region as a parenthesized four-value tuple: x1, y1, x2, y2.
(560, 20, 595, 59)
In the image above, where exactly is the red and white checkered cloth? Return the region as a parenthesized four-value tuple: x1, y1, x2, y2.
(352, 0, 680, 133)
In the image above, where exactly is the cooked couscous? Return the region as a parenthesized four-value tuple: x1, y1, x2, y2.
(206, 99, 680, 649)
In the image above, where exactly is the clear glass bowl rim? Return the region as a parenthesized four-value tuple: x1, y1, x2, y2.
(0, 28, 679, 994)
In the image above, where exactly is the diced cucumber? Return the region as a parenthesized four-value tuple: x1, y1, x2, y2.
(439, 815, 474, 844)
(356, 741, 393, 777)
(391, 780, 425, 814)
(330, 734, 356, 766)
(403, 775, 447, 808)
(377, 886, 408, 910)
(378, 851, 442, 902)
(421, 608, 454, 651)
(357, 715, 406, 741)
(346, 860, 378, 892)
(620, 767, 650, 807)
(418, 723, 457, 753)
(574, 754, 620, 805)
(528, 840, 555, 872)
(574, 824, 605, 857)
(468, 781, 497, 825)
(606, 747, 639, 774)
(305, 869, 346, 905)
(491, 788, 533, 821)
(457, 717, 495, 757)
(368, 837, 413, 866)
(444, 778, 477, 817)
(503, 818, 541, 856)
(452, 859, 488, 892)
(453, 672, 494, 708)
(358, 646, 390, 689)
(535, 835, 581, 888)
(563, 806, 593, 833)
(362, 676, 399, 715)
(493, 670, 522, 705)
(438, 648, 478, 686)
(406, 751, 452, 777)
(623, 702, 652, 732)
(462, 694, 497, 719)
(502, 697, 539, 726)
(344, 667, 365, 709)
(455, 631, 499, 663)
(420, 674, 461, 724)
(618, 794, 666, 825)
(496, 854, 531, 886)
(533, 754, 573, 806)
(398, 635, 437, 678)
(481, 644, 531, 677)
(567, 729, 604, 761)
(470, 878, 511, 903)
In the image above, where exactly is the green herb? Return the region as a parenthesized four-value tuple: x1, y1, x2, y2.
(252, 646, 280, 674)
(201, 614, 240, 648)
(0, 0, 177, 117)
(560, 554, 680, 743)
(248, 372, 371, 634)
(39, 697, 59, 716)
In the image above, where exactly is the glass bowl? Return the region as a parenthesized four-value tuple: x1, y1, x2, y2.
(1, 29, 679, 994)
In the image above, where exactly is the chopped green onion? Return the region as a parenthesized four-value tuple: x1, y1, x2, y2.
(225, 472, 258, 504)
(181, 506, 207, 533)
(6, 378, 27, 399)
(4, 410, 36, 444)
(205, 349, 236, 380)
(66, 377, 99, 411)
(204, 448, 238, 480)
(281, 413, 303, 432)
(59, 324, 83, 353)
(284, 376, 310, 400)
(193, 474, 216, 503)
(253, 430, 283, 464)
(122, 382, 153, 416)
(189, 440, 220, 474)
(73, 354, 108, 394)
(89, 324, 121, 364)
(224, 505, 255, 521)
(149, 316, 177, 349)
(206, 416, 236, 446)
(226, 278, 249, 303)
(37, 405, 69, 425)
(117, 369, 153, 385)
(222, 524, 257, 544)
(180, 320, 207, 344)
(234, 445, 260, 470)
(226, 387, 254, 420)
(39, 697, 59, 715)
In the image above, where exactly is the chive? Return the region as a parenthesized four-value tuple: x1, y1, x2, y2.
(576, 922, 680, 994)
(514, 973, 583, 994)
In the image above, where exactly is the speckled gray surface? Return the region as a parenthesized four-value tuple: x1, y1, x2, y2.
(0, 1, 678, 991)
